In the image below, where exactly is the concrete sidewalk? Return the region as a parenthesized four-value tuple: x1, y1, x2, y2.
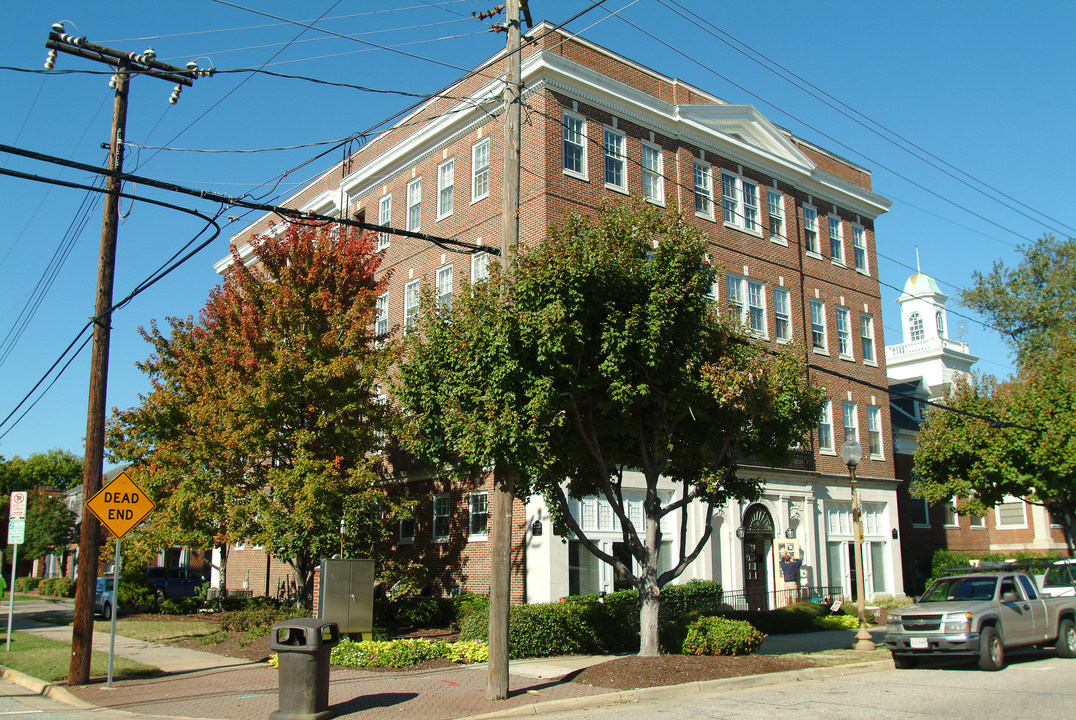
(2, 599, 892, 720)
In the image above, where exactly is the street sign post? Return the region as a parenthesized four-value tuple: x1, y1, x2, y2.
(85, 471, 154, 687)
(6, 492, 27, 653)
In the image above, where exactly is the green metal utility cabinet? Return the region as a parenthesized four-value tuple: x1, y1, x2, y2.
(317, 559, 374, 639)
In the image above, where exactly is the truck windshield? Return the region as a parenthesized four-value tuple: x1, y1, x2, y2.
(920, 576, 997, 602)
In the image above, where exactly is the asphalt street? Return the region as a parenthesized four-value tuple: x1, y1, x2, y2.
(520, 651, 1076, 720)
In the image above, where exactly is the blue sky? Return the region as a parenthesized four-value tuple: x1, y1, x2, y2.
(1, 1, 1072, 463)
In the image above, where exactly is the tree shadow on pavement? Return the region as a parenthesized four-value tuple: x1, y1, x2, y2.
(331, 692, 418, 714)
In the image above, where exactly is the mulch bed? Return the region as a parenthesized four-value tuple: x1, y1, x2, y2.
(570, 654, 816, 690)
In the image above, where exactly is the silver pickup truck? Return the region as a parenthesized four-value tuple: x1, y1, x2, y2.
(885, 570, 1076, 670)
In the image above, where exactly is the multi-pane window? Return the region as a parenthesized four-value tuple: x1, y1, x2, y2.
(726, 275, 764, 335)
(828, 215, 844, 264)
(852, 224, 868, 272)
(909, 311, 924, 342)
(376, 292, 388, 337)
(562, 111, 586, 176)
(818, 400, 834, 452)
(860, 314, 876, 362)
(911, 496, 929, 526)
(399, 517, 415, 544)
(406, 177, 422, 232)
(803, 206, 820, 254)
(471, 251, 489, 283)
(603, 128, 626, 190)
(377, 194, 391, 250)
(836, 306, 853, 358)
(472, 137, 490, 201)
(693, 161, 713, 217)
(433, 494, 451, 541)
(810, 299, 827, 351)
(468, 491, 489, 538)
(867, 406, 883, 458)
(842, 401, 858, 443)
(774, 287, 791, 341)
(437, 158, 454, 219)
(436, 264, 453, 309)
(641, 143, 663, 203)
(404, 279, 420, 332)
(721, 171, 759, 232)
(936, 310, 946, 339)
(767, 189, 785, 240)
(996, 497, 1027, 527)
(943, 501, 959, 527)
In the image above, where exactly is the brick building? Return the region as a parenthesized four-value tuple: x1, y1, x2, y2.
(222, 23, 903, 606)
(887, 270, 1068, 593)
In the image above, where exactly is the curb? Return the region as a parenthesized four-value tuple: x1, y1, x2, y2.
(459, 659, 893, 719)
(1, 666, 96, 709)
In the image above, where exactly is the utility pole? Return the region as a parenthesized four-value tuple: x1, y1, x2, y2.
(43, 23, 206, 687)
(489, 0, 529, 702)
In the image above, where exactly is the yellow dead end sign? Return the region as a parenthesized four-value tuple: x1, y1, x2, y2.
(86, 470, 155, 538)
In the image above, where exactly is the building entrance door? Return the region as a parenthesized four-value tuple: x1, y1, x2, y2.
(740, 504, 775, 611)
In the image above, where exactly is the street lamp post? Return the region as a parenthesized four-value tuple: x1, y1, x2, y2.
(840, 437, 876, 652)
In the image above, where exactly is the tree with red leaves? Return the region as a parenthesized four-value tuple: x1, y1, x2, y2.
(109, 223, 401, 604)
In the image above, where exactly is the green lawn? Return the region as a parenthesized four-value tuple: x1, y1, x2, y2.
(0, 631, 158, 682)
(25, 612, 218, 642)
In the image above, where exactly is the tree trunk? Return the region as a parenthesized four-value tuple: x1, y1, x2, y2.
(638, 583, 661, 656)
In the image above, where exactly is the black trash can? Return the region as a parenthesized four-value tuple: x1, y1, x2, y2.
(268, 618, 341, 720)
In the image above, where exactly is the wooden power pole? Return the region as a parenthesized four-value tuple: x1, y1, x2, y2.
(488, 0, 528, 702)
(43, 24, 204, 686)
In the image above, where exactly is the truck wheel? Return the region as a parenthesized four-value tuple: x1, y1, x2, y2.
(1056, 618, 1076, 658)
(892, 653, 918, 669)
(102, 602, 112, 621)
(978, 626, 1004, 671)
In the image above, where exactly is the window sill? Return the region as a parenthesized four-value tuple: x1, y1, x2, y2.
(436, 212, 453, 222)
(869, 454, 884, 461)
(605, 182, 629, 195)
(812, 347, 830, 356)
(468, 534, 488, 543)
(563, 169, 589, 182)
(863, 359, 878, 367)
(805, 250, 823, 261)
(970, 526, 987, 530)
(770, 235, 788, 246)
(943, 524, 960, 530)
(471, 193, 489, 205)
(399, 539, 414, 545)
(724, 222, 763, 239)
(831, 259, 846, 269)
(839, 354, 856, 362)
(995, 525, 1028, 530)
(819, 449, 836, 456)
(433, 537, 450, 544)
(644, 196, 666, 207)
(777, 337, 792, 344)
(695, 211, 716, 223)
(855, 267, 871, 277)
(911, 523, 931, 529)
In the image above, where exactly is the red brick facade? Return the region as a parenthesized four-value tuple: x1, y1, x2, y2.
(225, 24, 897, 601)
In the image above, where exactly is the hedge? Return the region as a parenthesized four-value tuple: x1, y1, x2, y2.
(681, 616, 765, 656)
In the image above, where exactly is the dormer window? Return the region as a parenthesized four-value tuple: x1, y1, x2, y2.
(909, 311, 924, 342)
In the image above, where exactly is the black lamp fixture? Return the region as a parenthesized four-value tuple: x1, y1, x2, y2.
(735, 527, 745, 539)
(785, 528, 796, 539)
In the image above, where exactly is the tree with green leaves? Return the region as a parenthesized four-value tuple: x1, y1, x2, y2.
(914, 236, 1076, 556)
(396, 201, 826, 655)
(108, 223, 402, 604)
(22, 492, 77, 567)
(0, 449, 83, 494)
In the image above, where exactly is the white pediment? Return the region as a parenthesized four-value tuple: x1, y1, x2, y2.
(677, 104, 814, 171)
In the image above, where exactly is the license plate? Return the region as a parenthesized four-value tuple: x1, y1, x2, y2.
(910, 637, 928, 650)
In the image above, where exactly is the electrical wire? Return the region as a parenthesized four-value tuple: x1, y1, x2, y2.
(600, 8, 1039, 246)
(658, 0, 1074, 238)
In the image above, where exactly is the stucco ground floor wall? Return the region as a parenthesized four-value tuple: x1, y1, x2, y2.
(524, 467, 905, 607)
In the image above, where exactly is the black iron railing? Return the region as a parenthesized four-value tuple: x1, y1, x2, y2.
(668, 585, 846, 614)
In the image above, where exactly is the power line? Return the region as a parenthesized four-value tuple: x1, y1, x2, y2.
(601, 8, 1038, 246)
(658, 0, 1075, 238)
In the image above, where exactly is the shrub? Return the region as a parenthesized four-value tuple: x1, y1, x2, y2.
(393, 596, 442, 629)
(681, 616, 765, 656)
(836, 602, 875, 625)
(118, 568, 157, 610)
(331, 638, 440, 668)
(813, 614, 859, 630)
(450, 592, 489, 627)
(15, 577, 40, 592)
(459, 601, 603, 658)
(160, 596, 203, 615)
(660, 580, 724, 618)
(38, 577, 76, 598)
(660, 611, 699, 654)
(221, 606, 307, 633)
(443, 640, 488, 663)
(716, 602, 828, 635)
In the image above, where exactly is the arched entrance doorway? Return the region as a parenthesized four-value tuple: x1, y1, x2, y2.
(740, 504, 774, 611)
